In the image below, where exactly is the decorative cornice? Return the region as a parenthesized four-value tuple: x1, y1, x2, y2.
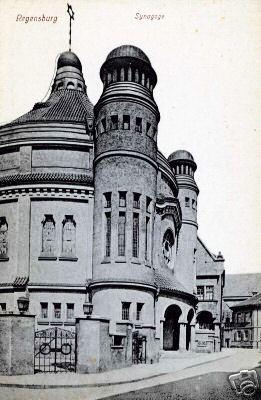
(156, 196, 182, 231)
(94, 149, 158, 169)
(90, 279, 157, 293)
(0, 172, 93, 188)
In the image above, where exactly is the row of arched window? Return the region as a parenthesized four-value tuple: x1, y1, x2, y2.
(102, 66, 154, 91)
(40, 214, 77, 260)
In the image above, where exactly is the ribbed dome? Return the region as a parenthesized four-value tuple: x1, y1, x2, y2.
(168, 150, 194, 163)
(106, 45, 151, 65)
(57, 51, 82, 71)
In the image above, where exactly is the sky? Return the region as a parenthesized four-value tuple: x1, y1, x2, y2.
(0, 0, 260, 274)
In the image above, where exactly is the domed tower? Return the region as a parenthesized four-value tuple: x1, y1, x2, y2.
(92, 45, 160, 326)
(168, 150, 199, 293)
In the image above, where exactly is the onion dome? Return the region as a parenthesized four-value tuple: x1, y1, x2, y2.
(2, 51, 93, 127)
(57, 51, 82, 71)
(106, 45, 151, 65)
(168, 150, 194, 163)
(99, 44, 157, 91)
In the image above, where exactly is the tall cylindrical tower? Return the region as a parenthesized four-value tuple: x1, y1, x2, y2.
(91, 45, 160, 325)
(168, 150, 199, 294)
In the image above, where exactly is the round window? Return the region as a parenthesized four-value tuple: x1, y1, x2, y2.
(162, 229, 174, 266)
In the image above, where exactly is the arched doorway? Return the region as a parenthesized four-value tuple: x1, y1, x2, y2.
(196, 311, 214, 330)
(163, 305, 182, 350)
(186, 309, 194, 350)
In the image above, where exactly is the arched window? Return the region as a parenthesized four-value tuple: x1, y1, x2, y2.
(41, 215, 56, 257)
(66, 82, 75, 89)
(162, 229, 174, 266)
(61, 215, 76, 257)
(0, 217, 8, 259)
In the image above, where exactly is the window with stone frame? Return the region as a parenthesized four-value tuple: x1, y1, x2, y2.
(53, 303, 61, 319)
(132, 213, 139, 258)
(105, 212, 111, 257)
(110, 115, 118, 130)
(61, 215, 76, 258)
(40, 302, 48, 319)
(100, 118, 107, 133)
(0, 303, 6, 312)
(123, 115, 130, 130)
(41, 215, 56, 257)
(133, 193, 140, 209)
(119, 192, 126, 207)
(66, 303, 74, 319)
(135, 117, 142, 133)
(136, 303, 144, 321)
(104, 192, 111, 208)
(118, 212, 126, 256)
(122, 302, 131, 320)
(197, 286, 204, 300)
(205, 286, 214, 301)
(185, 197, 190, 207)
(0, 217, 8, 259)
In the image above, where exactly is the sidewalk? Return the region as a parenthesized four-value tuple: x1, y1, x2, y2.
(0, 349, 235, 389)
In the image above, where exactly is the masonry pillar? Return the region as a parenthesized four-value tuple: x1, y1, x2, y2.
(17, 194, 31, 277)
(0, 313, 35, 375)
(179, 322, 187, 351)
(160, 319, 165, 350)
(190, 324, 196, 351)
(76, 316, 111, 373)
(214, 322, 221, 352)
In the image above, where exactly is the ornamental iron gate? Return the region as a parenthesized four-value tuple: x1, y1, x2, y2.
(34, 327, 76, 373)
(132, 331, 147, 364)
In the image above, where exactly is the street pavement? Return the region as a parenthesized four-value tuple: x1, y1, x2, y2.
(0, 349, 260, 400)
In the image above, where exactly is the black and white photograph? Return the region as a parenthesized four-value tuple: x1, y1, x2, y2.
(0, 0, 260, 399)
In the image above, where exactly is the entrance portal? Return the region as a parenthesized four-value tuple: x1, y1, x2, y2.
(163, 305, 182, 350)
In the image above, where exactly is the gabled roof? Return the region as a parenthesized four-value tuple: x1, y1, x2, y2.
(224, 273, 261, 297)
(231, 292, 261, 309)
(1, 89, 93, 128)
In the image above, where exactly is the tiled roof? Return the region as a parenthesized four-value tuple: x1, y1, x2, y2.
(224, 273, 261, 297)
(231, 292, 261, 309)
(154, 268, 190, 294)
(0, 172, 93, 186)
(3, 89, 93, 127)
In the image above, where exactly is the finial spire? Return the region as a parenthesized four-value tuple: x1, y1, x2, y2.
(67, 4, 75, 51)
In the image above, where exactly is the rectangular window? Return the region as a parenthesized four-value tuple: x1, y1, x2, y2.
(135, 117, 142, 133)
(105, 212, 111, 257)
(119, 192, 126, 207)
(197, 286, 204, 300)
(123, 115, 130, 130)
(100, 118, 106, 133)
(0, 303, 6, 312)
(136, 303, 144, 321)
(236, 331, 242, 341)
(237, 313, 244, 324)
(244, 330, 249, 341)
(118, 212, 126, 256)
(133, 193, 140, 209)
(146, 122, 151, 134)
(110, 115, 118, 130)
(104, 192, 111, 208)
(122, 302, 131, 320)
(185, 197, 190, 207)
(112, 335, 124, 346)
(146, 197, 151, 212)
(53, 303, 61, 319)
(145, 216, 150, 261)
(40, 302, 48, 319)
(192, 199, 196, 209)
(205, 286, 214, 301)
(132, 213, 139, 258)
(66, 303, 74, 319)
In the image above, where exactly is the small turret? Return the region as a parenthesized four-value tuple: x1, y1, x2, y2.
(168, 150, 199, 293)
(52, 51, 86, 93)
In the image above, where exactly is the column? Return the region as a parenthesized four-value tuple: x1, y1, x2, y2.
(190, 324, 196, 351)
(179, 322, 187, 351)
